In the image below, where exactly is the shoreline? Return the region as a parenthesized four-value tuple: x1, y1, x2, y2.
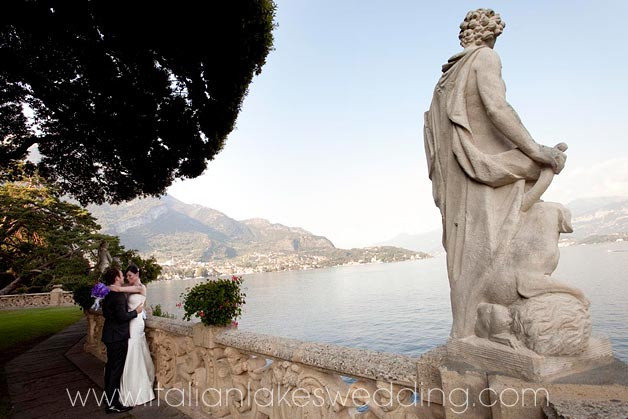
(154, 254, 434, 281)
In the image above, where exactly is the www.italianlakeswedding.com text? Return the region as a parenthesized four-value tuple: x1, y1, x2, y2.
(66, 381, 550, 415)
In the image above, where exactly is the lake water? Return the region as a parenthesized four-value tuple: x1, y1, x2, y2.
(148, 241, 628, 362)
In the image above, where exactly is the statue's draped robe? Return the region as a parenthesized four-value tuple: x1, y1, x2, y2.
(424, 47, 546, 338)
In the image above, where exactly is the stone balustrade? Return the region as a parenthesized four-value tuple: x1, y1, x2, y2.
(83, 311, 445, 418)
(83, 311, 628, 418)
(0, 285, 75, 310)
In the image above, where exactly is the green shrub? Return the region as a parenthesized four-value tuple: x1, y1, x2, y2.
(151, 304, 176, 319)
(71, 282, 95, 310)
(181, 276, 245, 326)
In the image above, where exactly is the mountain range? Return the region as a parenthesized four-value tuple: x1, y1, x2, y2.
(568, 196, 628, 243)
(379, 196, 628, 251)
(87, 194, 628, 265)
(87, 195, 339, 261)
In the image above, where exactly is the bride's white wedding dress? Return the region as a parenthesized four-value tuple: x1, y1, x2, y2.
(119, 293, 155, 406)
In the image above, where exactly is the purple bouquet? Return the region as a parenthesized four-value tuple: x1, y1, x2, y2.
(90, 282, 110, 310)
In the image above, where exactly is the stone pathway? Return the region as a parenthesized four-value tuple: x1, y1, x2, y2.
(5, 318, 190, 419)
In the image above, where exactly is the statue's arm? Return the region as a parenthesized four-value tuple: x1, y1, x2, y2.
(474, 49, 565, 174)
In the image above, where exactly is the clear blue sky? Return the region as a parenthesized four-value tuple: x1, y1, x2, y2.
(168, 0, 628, 248)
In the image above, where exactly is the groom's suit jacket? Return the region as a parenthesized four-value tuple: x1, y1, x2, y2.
(101, 290, 138, 344)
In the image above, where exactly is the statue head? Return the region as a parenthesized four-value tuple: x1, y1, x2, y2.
(475, 303, 512, 338)
(459, 8, 505, 48)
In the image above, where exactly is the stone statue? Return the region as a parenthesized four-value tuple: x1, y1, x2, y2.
(95, 240, 113, 274)
(423, 9, 591, 356)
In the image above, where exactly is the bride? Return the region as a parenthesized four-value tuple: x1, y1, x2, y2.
(109, 264, 155, 406)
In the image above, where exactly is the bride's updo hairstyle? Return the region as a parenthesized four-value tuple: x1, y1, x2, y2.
(125, 264, 141, 277)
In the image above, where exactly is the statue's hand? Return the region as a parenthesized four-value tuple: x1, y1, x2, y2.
(537, 144, 567, 174)
(506, 336, 525, 351)
(552, 143, 568, 174)
(551, 148, 567, 174)
(489, 333, 525, 351)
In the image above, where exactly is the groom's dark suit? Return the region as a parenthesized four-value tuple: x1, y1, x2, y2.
(101, 290, 138, 409)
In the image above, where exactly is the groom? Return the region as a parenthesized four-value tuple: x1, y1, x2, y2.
(101, 266, 143, 414)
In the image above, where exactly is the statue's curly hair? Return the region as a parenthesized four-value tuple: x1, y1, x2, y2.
(459, 8, 505, 47)
(511, 293, 591, 356)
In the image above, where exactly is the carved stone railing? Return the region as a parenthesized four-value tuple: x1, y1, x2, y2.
(84, 312, 628, 418)
(84, 311, 445, 418)
(0, 285, 75, 310)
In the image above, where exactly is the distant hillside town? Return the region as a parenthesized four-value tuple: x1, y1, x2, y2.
(88, 195, 430, 279)
(88, 194, 628, 279)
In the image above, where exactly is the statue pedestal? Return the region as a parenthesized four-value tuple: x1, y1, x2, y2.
(446, 335, 614, 382)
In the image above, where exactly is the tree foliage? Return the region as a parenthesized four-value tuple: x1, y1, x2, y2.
(0, 0, 276, 205)
(0, 164, 161, 294)
(88, 234, 162, 285)
(0, 167, 97, 293)
(72, 236, 162, 310)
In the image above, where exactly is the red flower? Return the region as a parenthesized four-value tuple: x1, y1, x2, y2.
(232, 321, 238, 327)
(232, 275, 238, 281)
(176, 302, 182, 308)
(199, 310, 205, 318)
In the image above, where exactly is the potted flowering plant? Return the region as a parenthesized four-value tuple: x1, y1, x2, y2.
(181, 276, 245, 327)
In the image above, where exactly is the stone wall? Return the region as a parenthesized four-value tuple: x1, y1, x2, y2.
(84, 312, 628, 418)
(0, 285, 75, 310)
(84, 311, 445, 418)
